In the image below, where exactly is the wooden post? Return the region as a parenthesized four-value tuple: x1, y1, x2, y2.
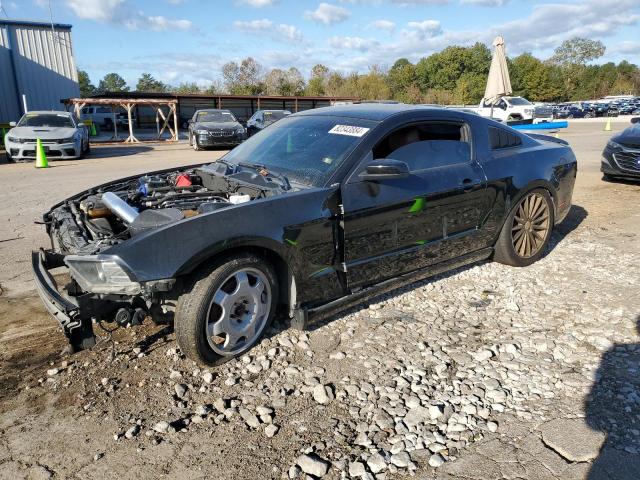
(295, 98, 298, 112)
(124, 103, 138, 143)
(172, 102, 178, 141)
(112, 105, 118, 141)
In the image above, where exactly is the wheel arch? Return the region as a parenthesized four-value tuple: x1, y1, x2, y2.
(176, 243, 295, 313)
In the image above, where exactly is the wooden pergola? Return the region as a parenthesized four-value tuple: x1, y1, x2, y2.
(64, 97, 179, 143)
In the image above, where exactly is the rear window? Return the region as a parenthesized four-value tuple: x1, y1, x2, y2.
(489, 127, 522, 149)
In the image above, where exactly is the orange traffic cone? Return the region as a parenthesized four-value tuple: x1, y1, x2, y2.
(35, 138, 48, 168)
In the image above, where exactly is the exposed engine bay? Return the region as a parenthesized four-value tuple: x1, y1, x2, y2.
(47, 161, 290, 255)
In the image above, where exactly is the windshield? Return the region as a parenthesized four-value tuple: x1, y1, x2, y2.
(263, 111, 290, 123)
(18, 113, 73, 128)
(196, 111, 237, 123)
(508, 97, 533, 106)
(220, 115, 376, 187)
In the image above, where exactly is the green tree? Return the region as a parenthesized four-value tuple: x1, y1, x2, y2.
(549, 37, 606, 67)
(136, 73, 167, 93)
(97, 73, 129, 94)
(387, 59, 417, 101)
(305, 64, 330, 96)
(511, 53, 562, 101)
(172, 82, 201, 94)
(77, 69, 96, 97)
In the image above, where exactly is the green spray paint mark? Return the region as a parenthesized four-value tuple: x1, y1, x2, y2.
(408, 197, 425, 214)
(286, 132, 293, 154)
(285, 238, 298, 246)
(414, 240, 426, 245)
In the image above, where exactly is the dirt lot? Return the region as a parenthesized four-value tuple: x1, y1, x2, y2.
(1, 120, 639, 480)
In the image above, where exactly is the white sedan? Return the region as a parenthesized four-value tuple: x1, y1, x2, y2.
(3, 111, 90, 162)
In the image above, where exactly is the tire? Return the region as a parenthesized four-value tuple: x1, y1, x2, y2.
(4, 151, 13, 163)
(85, 141, 91, 155)
(493, 189, 555, 267)
(175, 253, 278, 366)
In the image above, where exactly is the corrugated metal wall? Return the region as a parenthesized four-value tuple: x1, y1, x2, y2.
(0, 22, 79, 122)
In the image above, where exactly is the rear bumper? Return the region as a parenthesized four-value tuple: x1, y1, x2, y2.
(32, 249, 96, 350)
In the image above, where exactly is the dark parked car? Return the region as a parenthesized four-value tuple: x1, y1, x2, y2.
(188, 109, 246, 150)
(601, 123, 640, 180)
(33, 105, 577, 365)
(554, 106, 587, 119)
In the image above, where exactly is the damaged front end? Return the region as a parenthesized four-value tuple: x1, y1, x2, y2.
(33, 161, 288, 352)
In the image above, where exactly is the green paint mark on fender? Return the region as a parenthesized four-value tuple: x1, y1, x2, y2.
(408, 197, 425, 214)
(414, 240, 426, 245)
(285, 238, 298, 246)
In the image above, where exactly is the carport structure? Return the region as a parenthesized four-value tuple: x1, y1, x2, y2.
(64, 97, 179, 143)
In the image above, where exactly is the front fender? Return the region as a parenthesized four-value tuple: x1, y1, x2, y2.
(104, 187, 343, 304)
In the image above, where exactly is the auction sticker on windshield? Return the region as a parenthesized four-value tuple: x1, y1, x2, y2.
(329, 125, 370, 137)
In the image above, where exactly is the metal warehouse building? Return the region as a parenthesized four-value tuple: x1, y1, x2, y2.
(0, 19, 79, 122)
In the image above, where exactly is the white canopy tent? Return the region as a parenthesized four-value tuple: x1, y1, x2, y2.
(484, 35, 512, 106)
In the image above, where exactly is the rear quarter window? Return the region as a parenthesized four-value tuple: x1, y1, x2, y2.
(489, 127, 522, 149)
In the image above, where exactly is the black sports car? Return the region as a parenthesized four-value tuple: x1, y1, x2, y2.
(188, 109, 246, 150)
(601, 123, 640, 180)
(33, 105, 577, 365)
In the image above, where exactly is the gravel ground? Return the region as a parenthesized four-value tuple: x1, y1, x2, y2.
(1, 121, 639, 480)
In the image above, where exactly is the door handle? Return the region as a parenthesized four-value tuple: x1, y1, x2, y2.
(460, 178, 481, 190)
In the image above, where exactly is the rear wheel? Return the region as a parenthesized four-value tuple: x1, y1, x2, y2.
(175, 253, 278, 366)
(494, 189, 554, 267)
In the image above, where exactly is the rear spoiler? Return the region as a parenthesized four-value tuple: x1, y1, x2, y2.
(526, 133, 569, 146)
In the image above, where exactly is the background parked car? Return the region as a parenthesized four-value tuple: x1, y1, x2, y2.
(3, 111, 89, 162)
(601, 122, 640, 181)
(80, 106, 133, 131)
(188, 109, 246, 150)
(554, 106, 587, 119)
(246, 109, 291, 136)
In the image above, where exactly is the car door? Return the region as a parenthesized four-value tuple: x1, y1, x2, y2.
(341, 118, 492, 289)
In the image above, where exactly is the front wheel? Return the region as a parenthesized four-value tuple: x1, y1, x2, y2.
(175, 253, 278, 366)
(494, 189, 554, 267)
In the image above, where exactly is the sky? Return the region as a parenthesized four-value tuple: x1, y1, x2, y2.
(3, 0, 640, 88)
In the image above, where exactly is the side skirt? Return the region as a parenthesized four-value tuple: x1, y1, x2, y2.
(291, 247, 493, 330)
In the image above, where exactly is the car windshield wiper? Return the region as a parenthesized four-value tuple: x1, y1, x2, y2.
(237, 162, 291, 191)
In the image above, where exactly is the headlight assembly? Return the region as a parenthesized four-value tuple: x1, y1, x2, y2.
(236, 126, 245, 134)
(195, 129, 209, 135)
(606, 140, 622, 150)
(65, 255, 141, 295)
(59, 136, 76, 143)
(7, 136, 20, 143)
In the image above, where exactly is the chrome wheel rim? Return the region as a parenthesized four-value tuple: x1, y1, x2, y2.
(511, 192, 550, 258)
(205, 268, 271, 355)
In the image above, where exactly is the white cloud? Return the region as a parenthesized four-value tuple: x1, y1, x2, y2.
(407, 20, 442, 37)
(304, 2, 350, 25)
(329, 36, 379, 51)
(460, 0, 508, 5)
(64, 0, 192, 31)
(236, 0, 277, 6)
(368, 19, 396, 32)
(391, 0, 450, 5)
(234, 19, 303, 41)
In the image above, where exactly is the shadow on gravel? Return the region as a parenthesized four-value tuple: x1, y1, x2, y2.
(547, 203, 588, 253)
(585, 315, 640, 480)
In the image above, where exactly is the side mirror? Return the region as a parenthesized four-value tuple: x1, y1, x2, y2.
(359, 159, 410, 181)
(9, 121, 16, 127)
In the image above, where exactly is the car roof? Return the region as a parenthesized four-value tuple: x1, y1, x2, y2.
(294, 103, 449, 121)
(196, 109, 230, 113)
(23, 110, 71, 115)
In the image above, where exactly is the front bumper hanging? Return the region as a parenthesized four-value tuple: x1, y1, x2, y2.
(31, 249, 96, 351)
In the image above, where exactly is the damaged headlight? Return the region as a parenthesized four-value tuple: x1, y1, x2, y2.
(64, 255, 141, 295)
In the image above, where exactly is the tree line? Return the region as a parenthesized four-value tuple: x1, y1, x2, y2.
(78, 37, 640, 104)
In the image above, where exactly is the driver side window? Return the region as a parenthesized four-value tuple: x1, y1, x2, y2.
(372, 122, 472, 172)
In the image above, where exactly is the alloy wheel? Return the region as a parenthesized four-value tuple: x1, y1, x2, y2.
(205, 268, 271, 355)
(511, 192, 551, 258)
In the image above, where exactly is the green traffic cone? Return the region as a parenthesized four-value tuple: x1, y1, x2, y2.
(90, 122, 97, 136)
(35, 138, 48, 168)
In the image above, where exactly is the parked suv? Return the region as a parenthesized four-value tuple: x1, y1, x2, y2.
(477, 96, 553, 124)
(246, 110, 291, 136)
